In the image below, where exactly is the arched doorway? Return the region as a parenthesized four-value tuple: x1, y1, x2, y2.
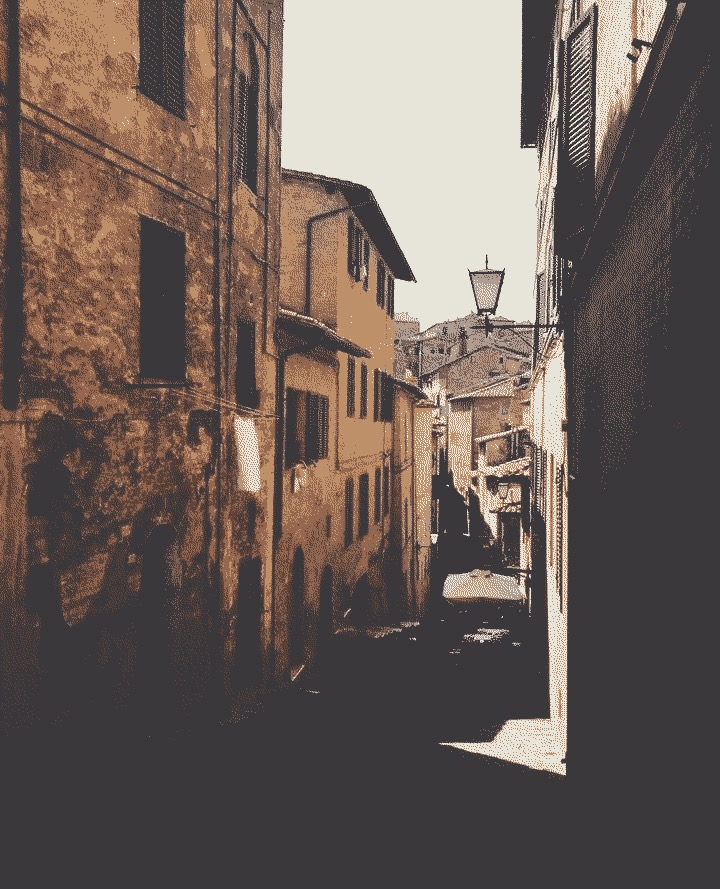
(289, 546, 305, 671)
(137, 523, 181, 733)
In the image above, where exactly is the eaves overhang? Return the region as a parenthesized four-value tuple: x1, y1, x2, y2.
(277, 308, 372, 359)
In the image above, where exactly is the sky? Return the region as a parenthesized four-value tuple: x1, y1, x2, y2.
(280, 0, 540, 331)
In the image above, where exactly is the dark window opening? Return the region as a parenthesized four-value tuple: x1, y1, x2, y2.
(383, 464, 390, 517)
(358, 473, 369, 538)
(347, 216, 356, 279)
(377, 261, 386, 308)
(373, 369, 380, 422)
(387, 275, 395, 318)
(359, 363, 368, 418)
(290, 547, 305, 667)
(140, 215, 186, 381)
(345, 478, 354, 546)
(236, 557, 263, 686)
(139, 0, 186, 117)
(236, 318, 259, 408)
(374, 468, 381, 524)
(347, 356, 356, 417)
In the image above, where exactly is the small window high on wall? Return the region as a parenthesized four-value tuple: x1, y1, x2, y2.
(139, 216, 186, 381)
(233, 29, 260, 193)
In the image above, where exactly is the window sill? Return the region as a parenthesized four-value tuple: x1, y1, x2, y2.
(129, 378, 191, 388)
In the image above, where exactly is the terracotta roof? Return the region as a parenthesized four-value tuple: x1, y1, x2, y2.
(449, 374, 529, 400)
(277, 308, 372, 358)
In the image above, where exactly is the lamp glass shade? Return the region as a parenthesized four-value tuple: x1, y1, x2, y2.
(469, 268, 505, 315)
(497, 481, 510, 500)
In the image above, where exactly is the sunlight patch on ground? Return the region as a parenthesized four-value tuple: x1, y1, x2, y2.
(440, 719, 566, 776)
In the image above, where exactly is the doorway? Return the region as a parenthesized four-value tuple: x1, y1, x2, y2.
(236, 557, 263, 687)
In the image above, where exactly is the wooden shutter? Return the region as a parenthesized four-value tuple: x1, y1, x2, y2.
(347, 217, 355, 277)
(347, 357, 356, 417)
(345, 478, 354, 546)
(363, 238, 370, 290)
(285, 388, 304, 466)
(354, 228, 363, 282)
(374, 468, 381, 523)
(305, 393, 319, 462)
(377, 261, 385, 307)
(387, 275, 395, 318)
(163, 0, 185, 116)
(140, 216, 186, 381)
(359, 474, 369, 537)
(557, 11, 596, 254)
(234, 70, 249, 183)
(245, 46, 260, 192)
(139, 0, 163, 104)
(359, 363, 368, 418)
(383, 465, 390, 516)
(373, 369, 380, 421)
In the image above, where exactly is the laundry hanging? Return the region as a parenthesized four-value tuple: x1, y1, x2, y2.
(233, 414, 261, 493)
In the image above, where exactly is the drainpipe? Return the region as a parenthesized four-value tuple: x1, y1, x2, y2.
(3, 0, 23, 410)
(304, 202, 371, 316)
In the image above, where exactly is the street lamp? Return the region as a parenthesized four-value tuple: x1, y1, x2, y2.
(469, 256, 561, 337)
(497, 480, 510, 501)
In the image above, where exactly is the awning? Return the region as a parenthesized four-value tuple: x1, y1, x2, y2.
(277, 308, 372, 358)
(442, 570, 527, 604)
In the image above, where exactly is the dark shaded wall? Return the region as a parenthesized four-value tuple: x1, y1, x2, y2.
(567, 6, 712, 799)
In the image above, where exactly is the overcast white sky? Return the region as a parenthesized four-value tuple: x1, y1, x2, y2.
(281, 0, 539, 331)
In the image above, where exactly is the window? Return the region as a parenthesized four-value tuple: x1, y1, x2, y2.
(358, 473, 369, 538)
(347, 357, 356, 417)
(387, 275, 395, 318)
(383, 464, 390, 517)
(347, 217, 356, 278)
(235, 318, 258, 408)
(247, 499, 257, 540)
(139, 215, 186, 381)
(557, 8, 597, 256)
(139, 0, 185, 117)
(234, 34, 260, 192)
(374, 468, 381, 524)
(404, 499, 409, 543)
(379, 372, 394, 422)
(359, 363, 368, 418)
(345, 478, 354, 546)
(285, 389, 329, 466)
(362, 238, 370, 291)
(501, 403, 509, 416)
(377, 261, 386, 308)
(373, 369, 381, 422)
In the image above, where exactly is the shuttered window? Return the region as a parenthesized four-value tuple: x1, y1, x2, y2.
(377, 261, 386, 308)
(139, 0, 185, 118)
(139, 216, 186, 381)
(380, 371, 394, 422)
(362, 238, 370, 290)
(373, 369, 380, 422)
(235, 318, 258, 408)
(345, 478, 354, 546)
(347, 357, 356, 417)
(387, 275, 395, 318)
(359, 363, 368, 418)
(374, 468, 381, 524)
(383, 465, 390, 517)
(234, 38, 260, 192)
(557, 9, 596, 254)
(285, 389, 328, 465)
(347, 217, 356, 278)
(358, 474, 370, 537)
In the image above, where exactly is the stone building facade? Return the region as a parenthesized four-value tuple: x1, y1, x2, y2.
(0, 0, 284, 732)
(276, 169, 415, 679)
(522, 0, 712, 808)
